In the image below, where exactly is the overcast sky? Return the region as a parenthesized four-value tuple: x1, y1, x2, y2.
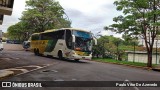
(0, 0, 122, 37)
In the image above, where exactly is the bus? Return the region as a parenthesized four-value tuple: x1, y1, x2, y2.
(30, 28, 97, 61)
(0, 30, 3, 51)
(0, 39, 3, 51)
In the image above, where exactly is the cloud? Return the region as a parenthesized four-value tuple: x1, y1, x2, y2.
(59, 0, 122, 36)
(0, 0, 122, 38)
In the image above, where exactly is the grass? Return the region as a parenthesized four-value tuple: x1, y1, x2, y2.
(92, 58, 157, 67)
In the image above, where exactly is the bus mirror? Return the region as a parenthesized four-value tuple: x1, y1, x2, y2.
(72, 35, 75, 43)
(93, 38, 97, 45)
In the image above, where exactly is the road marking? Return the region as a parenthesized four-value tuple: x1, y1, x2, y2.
(119, 79, 139, 90)
(24, 65, 43, 69)
(0, 64, 54, 78)
(15, 64, 53, 76)
(5, 68, 29, 73)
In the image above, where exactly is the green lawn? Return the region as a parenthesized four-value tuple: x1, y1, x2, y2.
(92, 58, 156, 67)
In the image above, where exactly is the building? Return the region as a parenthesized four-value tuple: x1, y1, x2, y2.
(0, 0, 14, 24)
(138, 35, 160, 48)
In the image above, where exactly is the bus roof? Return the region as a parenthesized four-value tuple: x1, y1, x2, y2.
(44, 28, 90, 33)
(31, 28, 91, 35)
(32, 33, 40, 35)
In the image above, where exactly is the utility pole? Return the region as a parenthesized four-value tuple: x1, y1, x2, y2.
(133, 42, 135, 63)
(116, 42, 119, 60)
(156, 40, 158, 64)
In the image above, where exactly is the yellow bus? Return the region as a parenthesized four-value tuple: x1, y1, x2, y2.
(30, 28, 97, 61)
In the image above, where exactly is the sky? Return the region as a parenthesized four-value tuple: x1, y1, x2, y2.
(0, 0, 122, 38)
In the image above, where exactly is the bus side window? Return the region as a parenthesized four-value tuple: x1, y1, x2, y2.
(57, 30, 65, 39)
(66, 30, 72, 49)
(31, 34, 39, 40)
(42, 33, 54, 40)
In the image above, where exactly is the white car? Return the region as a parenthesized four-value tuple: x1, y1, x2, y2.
(22, 41, 30, 51)
(0, 40, 3, 51)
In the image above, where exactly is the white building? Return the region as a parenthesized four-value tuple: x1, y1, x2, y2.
(126, 51, 160, 64)
(138, 35, 160, 48)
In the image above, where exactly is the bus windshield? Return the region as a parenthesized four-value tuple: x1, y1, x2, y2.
(73, 31, 92, 39)
(73, 31, 92, 52)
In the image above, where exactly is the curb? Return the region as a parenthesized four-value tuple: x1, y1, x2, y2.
(15, 64, 53, 76)
(152, 67, 160, 72)
(152, 68, 160, 72)
(92, 60, 153, 70)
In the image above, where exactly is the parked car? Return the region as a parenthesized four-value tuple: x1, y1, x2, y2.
(22, 41, 30, 51)
(0, 40, 3, 51)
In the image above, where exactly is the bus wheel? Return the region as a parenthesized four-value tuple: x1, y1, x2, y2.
(58, 51, 63, 60)
(34, 49, 37, 55)
(37, 49, 40, 56)
(75, 59, 79, 62)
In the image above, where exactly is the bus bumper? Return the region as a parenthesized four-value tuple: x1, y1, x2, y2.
(70, 55, 92, 60)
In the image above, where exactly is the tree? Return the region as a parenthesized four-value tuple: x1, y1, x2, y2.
(105, 0, 160, 67)
(93, 35, 125, 60)
(122, 34, 138, 46)
(7, 0, 71, 41)
(93, 35, 138, 60)
(7, 21, 30, 42)
(20, 0, 71, 33)
(92, 36, 109, 58)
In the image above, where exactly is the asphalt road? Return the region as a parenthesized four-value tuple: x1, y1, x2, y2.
(0, 50, 160, 90)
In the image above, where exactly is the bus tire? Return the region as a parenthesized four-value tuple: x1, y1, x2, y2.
(37, 49, 40, 56)
(34, 49, 37, 55)
(75, 59, 79, 62)
(58, 51, 63, 60)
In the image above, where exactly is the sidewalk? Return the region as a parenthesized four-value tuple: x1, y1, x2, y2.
(3, 43, 24, 51)
(0, 70, 14, 79)
(93, 60, 160, 71)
